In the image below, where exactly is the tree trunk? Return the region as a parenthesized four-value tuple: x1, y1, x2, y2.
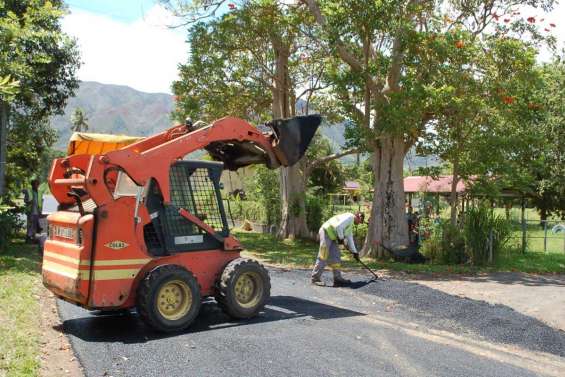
(0, 101, 8, 197)
(450, 158, 460, 226)
(271, 40, 310, 239)
(363, 136, 409, 258)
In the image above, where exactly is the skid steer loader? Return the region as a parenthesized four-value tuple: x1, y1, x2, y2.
(42, 115, 320, 332)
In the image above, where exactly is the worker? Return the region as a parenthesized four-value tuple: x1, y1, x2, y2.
(311, 212, 364, 287)
(24, 179, 42, 243)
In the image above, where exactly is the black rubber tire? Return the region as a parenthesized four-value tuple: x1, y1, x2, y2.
(136, 265, 201, 332)
(215, 258, 270, 319)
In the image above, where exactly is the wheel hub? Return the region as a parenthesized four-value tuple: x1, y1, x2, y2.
(234, 272, 263, 308)
(157, 280, 192, 321)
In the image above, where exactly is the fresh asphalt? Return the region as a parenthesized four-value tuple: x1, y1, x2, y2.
(57, 268, 565, 377)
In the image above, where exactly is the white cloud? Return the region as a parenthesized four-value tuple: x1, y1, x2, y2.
(62, 5, 188, 94)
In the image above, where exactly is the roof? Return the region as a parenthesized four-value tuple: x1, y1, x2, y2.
(67, 132, 144, 156)
(404, 176, 467, 193)
(343, 181, 361, 191)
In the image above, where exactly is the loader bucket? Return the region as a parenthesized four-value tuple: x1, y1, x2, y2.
(205, 114, 321, 170)
(267, 114, 321, 167)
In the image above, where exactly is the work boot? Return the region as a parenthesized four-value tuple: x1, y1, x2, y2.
(333, 276, 352, 287)
(311, 276, 325, 286)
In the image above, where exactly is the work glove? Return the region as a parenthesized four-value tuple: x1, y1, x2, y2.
(352, 252, 360, 261)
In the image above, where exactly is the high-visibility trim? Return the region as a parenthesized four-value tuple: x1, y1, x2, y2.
(43, 252, 151, 267)
(43, 260, 143, 281)
(43, 260, 89, 279)
(91, 269, 140, 280)
(93, 258, 151, 266)
(319, 246, 328, 261)
(44, 251, 85, 266)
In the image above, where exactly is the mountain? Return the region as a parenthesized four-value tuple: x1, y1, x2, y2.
(51, 81, 174, 149)
(50, 81, 439, 169)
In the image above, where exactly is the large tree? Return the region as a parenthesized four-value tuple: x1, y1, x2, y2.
(170, 1, 355, 238)
(303, 0, 556, 256)
(0, 0, 80, 196)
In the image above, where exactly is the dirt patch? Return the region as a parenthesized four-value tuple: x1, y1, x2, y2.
(39, 290, 83, 377)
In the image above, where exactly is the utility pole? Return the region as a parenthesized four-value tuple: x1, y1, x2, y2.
(0, 100, 8, 197)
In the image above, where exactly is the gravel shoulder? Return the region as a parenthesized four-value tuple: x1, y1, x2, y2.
(402, 272, 565, 332)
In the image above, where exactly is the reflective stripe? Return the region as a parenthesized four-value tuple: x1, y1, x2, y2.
(44, 251, 87, 266)
(93, 258, 150, 266)
(319, 246, 328, 261)
(91, 269, 140, 280)
(43, 260, 142, 280)
(43, 260, 89, 279)
(43, 252, 150, 267)
(322, 214, 353, 240)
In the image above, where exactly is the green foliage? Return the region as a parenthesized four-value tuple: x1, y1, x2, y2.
(305, 193, 334, 233)
(0, 74, 18, 99)
(0, 201, 20, 251)
(463, 206, 511, 266)
(1, 0, 80, 199)
(5, 114, 57, 196)
(306, 132, 345, 194)
(421, 222, 466, 265)
(243, 165, 281, 226)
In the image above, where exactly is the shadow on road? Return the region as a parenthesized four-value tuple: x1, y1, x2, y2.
(55, 295, 364, 344)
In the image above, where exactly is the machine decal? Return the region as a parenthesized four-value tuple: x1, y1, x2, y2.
(105, 240, 130, 250)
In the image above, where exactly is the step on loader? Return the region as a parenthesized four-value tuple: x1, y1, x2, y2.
(42, 115, 320, 332)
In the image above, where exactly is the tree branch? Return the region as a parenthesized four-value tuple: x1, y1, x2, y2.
(305, 147, 359, 176)
(303, 0, 382, 94)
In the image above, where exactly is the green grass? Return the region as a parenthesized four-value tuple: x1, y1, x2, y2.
(0, 241, 42, 377)
(236, 230, 565, 274)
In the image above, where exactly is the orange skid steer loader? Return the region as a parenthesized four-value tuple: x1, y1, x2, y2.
(43, 115, 320, 332)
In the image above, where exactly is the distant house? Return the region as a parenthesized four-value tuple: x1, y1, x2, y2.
(343, 181, 361, 195)
(403, 176, 466, 194)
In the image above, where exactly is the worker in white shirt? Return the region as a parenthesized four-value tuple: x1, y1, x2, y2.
(311, 212, 364, 287)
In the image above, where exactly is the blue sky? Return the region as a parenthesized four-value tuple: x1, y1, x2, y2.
(62, 1, 188, 93)
(66, 0, 158, 22)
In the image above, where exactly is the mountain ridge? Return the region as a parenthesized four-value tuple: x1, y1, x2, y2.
(50, 81, 439, 169)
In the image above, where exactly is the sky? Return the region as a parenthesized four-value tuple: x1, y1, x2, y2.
(62, 1, 565, 95)
(62, 0, 188, 94)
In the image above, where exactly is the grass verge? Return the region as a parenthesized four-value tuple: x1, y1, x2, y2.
(0, 240, 42, 377)
(236, 230, 565, 274)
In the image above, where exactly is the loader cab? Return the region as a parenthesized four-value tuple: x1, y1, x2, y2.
(143, 160, 229, 256)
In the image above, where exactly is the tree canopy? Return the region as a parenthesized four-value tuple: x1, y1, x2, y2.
(0, 0, 80, 197)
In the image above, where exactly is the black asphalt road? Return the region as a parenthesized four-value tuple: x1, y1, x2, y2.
(57, 269, 565, 377)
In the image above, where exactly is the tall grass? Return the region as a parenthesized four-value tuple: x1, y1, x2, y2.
(463, 206, 511, 266)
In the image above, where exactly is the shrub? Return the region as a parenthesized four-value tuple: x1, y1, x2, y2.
(463, 206, 511, 266)
(421, 221, 466, 264)
(0, 201, 21, 251)
(305, 195, 324, 233)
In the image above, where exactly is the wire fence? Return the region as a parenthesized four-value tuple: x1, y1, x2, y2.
(508, 219, 565, 254)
